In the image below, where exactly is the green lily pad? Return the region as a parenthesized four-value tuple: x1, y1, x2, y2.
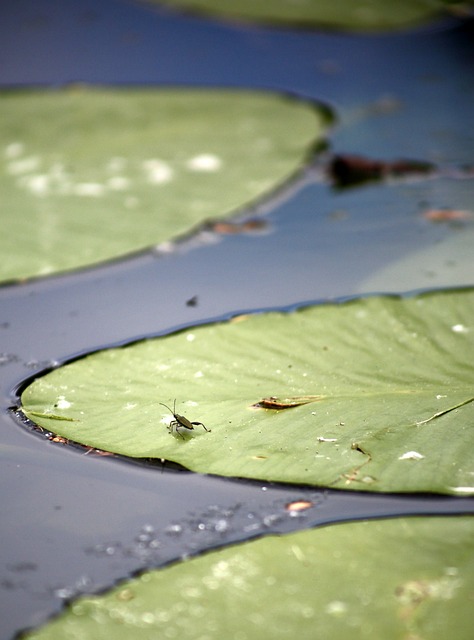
(23, 516, 474, 639)
(357, 225, 474, 294)
(0, 87, 329, 282)
(146, 0, 470, 32)
(21, 288, 474, 494)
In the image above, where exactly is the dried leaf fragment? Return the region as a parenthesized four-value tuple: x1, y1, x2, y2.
(253, 395, 325, 409)
(423, 209, 473, 223)
(285, 500, 314, 512)
(210, 219, 268, 235)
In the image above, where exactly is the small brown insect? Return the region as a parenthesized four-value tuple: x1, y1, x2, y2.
(159, 400, 211, 439)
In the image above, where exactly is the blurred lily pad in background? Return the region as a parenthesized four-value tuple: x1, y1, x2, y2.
(0, 87, 329, 282)
(145, 0, 472, 31)
(23, 516, 474, 640)
(21, 287, 474, 494)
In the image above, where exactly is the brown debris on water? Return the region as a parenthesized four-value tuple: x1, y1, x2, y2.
(329, 154, 435, 187)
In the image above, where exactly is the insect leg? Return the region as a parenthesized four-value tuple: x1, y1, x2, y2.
(191, 421, 211, 432)
(168, 419, 185, 438)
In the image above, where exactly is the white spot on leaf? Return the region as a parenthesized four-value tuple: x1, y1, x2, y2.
(73, 183, 105, 197)
(325, 601, 348, 615)
(142, 159, 173, 184)
(8, 156, 40, 175)
(186, 154, 222, 172)
(452, 324, 468, 333)
(107, 176, 130, 191)
(106, 156, 127, 173)
(449, 486, 474, 494)
(56, 396, 71, 409)
(5, 142, 25, 159)
(24, 174, 50, 196)
(398, 451, 425, 460)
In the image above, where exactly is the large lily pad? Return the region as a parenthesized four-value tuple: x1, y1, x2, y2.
(147, 0, 469, 32)
(23, 516, 474, 639)
(21, 288, 474, 494)
(0, 87, 328, 282)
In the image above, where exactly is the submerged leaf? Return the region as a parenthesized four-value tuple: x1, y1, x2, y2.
(145, 0, 466, 32)
(21, 288, 474, 494)
(23, 516, 474, 640)
(0, 87, 329, 282)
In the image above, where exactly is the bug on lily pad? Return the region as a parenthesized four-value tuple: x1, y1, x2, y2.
(159, 400, 211, 439)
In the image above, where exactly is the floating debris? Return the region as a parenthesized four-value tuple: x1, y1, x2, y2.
(285, 500, 314, 512)
(253, 395, 324, 410)
(423, 208, 473, 223)
(329, 154, 434, 187)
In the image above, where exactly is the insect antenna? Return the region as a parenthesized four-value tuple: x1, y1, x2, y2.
(159, 401, 174, 414)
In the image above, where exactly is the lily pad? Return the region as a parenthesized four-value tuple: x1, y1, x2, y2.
(0, 87, 329, 282)
(357, 225, 474, 294)
(23, 516, 474, 639)
(147, 0, 469, 32)
(21, 288, 474, 494)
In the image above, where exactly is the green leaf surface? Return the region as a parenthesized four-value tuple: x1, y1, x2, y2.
(21, 288, 474, 494)
(357, 226, 474, 295)
(24, 516, 474, 640)
(147, 0, 469, 32)
(0, 87, 328, 282)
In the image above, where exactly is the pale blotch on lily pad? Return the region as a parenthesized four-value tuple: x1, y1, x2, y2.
(7, 155, 41, 175)
(452, 324, 469, 334)
(398, 451, 425, 461)
(23, 174, 50, 196)
(4, 141, 25, 158)
(186, 154, 222, 172)
(107, 176, 130, 191)
(142, 159, 174, 185)
(325, 600, 348, 616)
(73, 183, 106, 197)
(55, 396, 72, 409)
(449, 487, 474, 494)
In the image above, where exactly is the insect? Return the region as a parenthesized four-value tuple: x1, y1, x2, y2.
(159, 400, 211, 439)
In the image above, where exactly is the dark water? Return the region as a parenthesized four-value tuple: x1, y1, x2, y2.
(1, 1, 473, 638)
